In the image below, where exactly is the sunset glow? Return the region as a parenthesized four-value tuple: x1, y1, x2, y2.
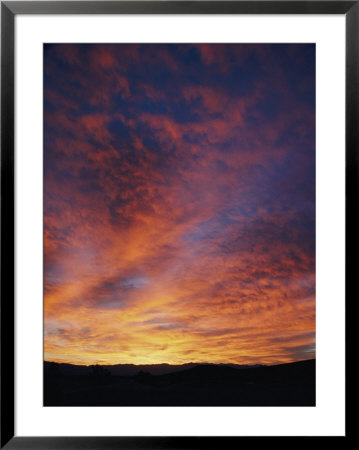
(44, 44, 315, 366)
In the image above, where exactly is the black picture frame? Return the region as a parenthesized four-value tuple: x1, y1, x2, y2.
(1, 1, 354, 447)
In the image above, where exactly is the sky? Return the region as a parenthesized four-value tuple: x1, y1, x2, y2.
(44, 44, 315, 366)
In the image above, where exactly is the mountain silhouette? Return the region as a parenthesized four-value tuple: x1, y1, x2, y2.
(44, 359, 315, 407)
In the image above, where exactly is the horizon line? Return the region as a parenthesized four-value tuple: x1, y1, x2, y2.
(44, 357, 316, 368)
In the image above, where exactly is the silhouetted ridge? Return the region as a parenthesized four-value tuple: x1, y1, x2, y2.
(44, 359, 315, 406)
(159, 364, 242, 383)
(235, 359, 315, 383)
(44, 361, 199, 376)
(154, 359, 314, 384)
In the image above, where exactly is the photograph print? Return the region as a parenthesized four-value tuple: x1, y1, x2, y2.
(43, 43, 315, 406)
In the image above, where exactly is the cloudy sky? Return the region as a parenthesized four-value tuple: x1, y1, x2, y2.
(44, 44, 315, 366)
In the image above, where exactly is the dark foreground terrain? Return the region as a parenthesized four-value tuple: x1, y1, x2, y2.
(44, 359, 315, 406)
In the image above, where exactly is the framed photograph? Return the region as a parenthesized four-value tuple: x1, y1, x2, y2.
(1, 1, 353, 446)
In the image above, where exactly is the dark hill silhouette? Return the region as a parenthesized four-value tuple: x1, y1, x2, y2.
(44, 359, 315, 407)
(43, 360, 264, 377)
(44, 361, 201, 376)
(159, 363, 245, 383)
(134, 359, 314, 387)
(232, 359, 315, 383)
